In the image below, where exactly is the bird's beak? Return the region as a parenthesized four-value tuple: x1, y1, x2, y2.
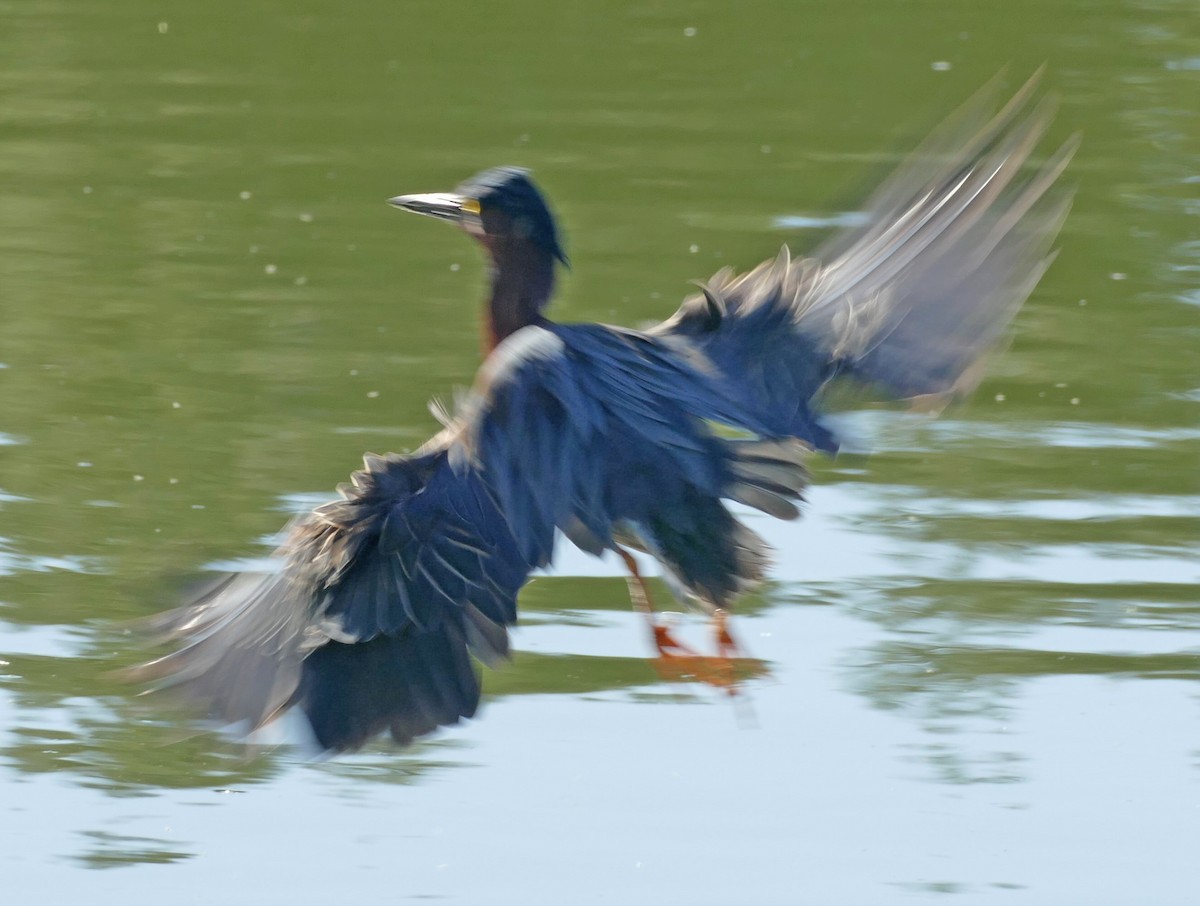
(387, 192, 475, 225)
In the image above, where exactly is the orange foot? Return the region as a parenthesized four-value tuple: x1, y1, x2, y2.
(648, 614, 769, 695)
(651, 622, 702, 658)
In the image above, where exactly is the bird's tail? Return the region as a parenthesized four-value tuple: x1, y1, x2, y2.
(656, 71, 1076, 450)
(629, 436, 810, 610)
(724, 437, 811, 521)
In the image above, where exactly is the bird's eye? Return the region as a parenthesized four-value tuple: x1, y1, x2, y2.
(461, 197, 482, 216)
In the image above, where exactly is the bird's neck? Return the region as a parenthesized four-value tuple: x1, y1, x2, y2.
(482, 237, 556, 354)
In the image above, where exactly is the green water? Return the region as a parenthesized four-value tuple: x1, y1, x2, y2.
(2, 0, 1197, 901)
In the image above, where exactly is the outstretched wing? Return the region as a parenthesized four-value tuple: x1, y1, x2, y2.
(136, 444, 533, 751)
(655, 72, 1075, 449)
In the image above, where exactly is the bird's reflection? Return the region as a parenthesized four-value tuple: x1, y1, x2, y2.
(0, 574, 777, 793)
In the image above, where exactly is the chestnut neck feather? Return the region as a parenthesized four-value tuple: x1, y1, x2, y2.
(481, 234, 557, 353)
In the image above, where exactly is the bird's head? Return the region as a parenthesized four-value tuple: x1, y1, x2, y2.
(389, 167, 567, 266)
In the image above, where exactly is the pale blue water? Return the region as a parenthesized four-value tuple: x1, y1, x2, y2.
(2, 0, 1198, 901)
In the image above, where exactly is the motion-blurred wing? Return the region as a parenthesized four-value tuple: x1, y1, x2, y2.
(801, 72, 1075, 396)
(136, 444, 532, 751)
(656, 72, 1075, 449)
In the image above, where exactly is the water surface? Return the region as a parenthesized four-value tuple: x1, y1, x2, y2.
(1, 0, 1198, 902)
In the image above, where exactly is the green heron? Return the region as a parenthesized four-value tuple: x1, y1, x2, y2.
(137, 74, 1074, 751)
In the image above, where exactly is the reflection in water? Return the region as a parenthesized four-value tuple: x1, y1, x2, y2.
(76, 831, 194, 870)
(313, 738, 475, 789)
(2, 0, 1200, 899)
(0, 575, 749, 793)
(2, 686, 280, 795)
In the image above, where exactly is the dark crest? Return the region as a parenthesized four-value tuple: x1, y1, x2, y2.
(457, 167, 568, 264)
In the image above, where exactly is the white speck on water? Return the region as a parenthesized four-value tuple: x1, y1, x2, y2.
(349, 369, 359, 376)
(774, 211, 870, 230)
(157, 22, 169, 34)
(931, 61, 952, 71)
(683, 26, 697, 37)
(77, 462, 92, 468)
(293, 275, 307, 286)
(689, 244, 699, 254)
(265, 264, 277, 275)
(169, 478, 179, 485)
(761, 144, 771, 154)
(367, 391, 380, 399)
(239, 190, 252, 200)
(1070, 397, 1081, 405)
(82, 185, 93, 194)
(172, 401, 181, 409)
(133, 474, 144, 482)
(299, 212, 313, 223)
(1110, 272, 1127, 280)
(450, 263, 460, 272)
(1055, 382, 1068, 389)
(1079, 298, 1088, 306)
(191, 505, 205, 510)
(994, 393, 1006, 402)
(249, 245, 259, 255)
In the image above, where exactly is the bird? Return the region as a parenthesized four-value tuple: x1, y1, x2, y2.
(134, 73, 1075, 752)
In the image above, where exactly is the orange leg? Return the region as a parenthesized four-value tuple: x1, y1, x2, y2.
(614, 547, 767, 695)
(713, 608, 740, 659)
(615, 546, 699, 658)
